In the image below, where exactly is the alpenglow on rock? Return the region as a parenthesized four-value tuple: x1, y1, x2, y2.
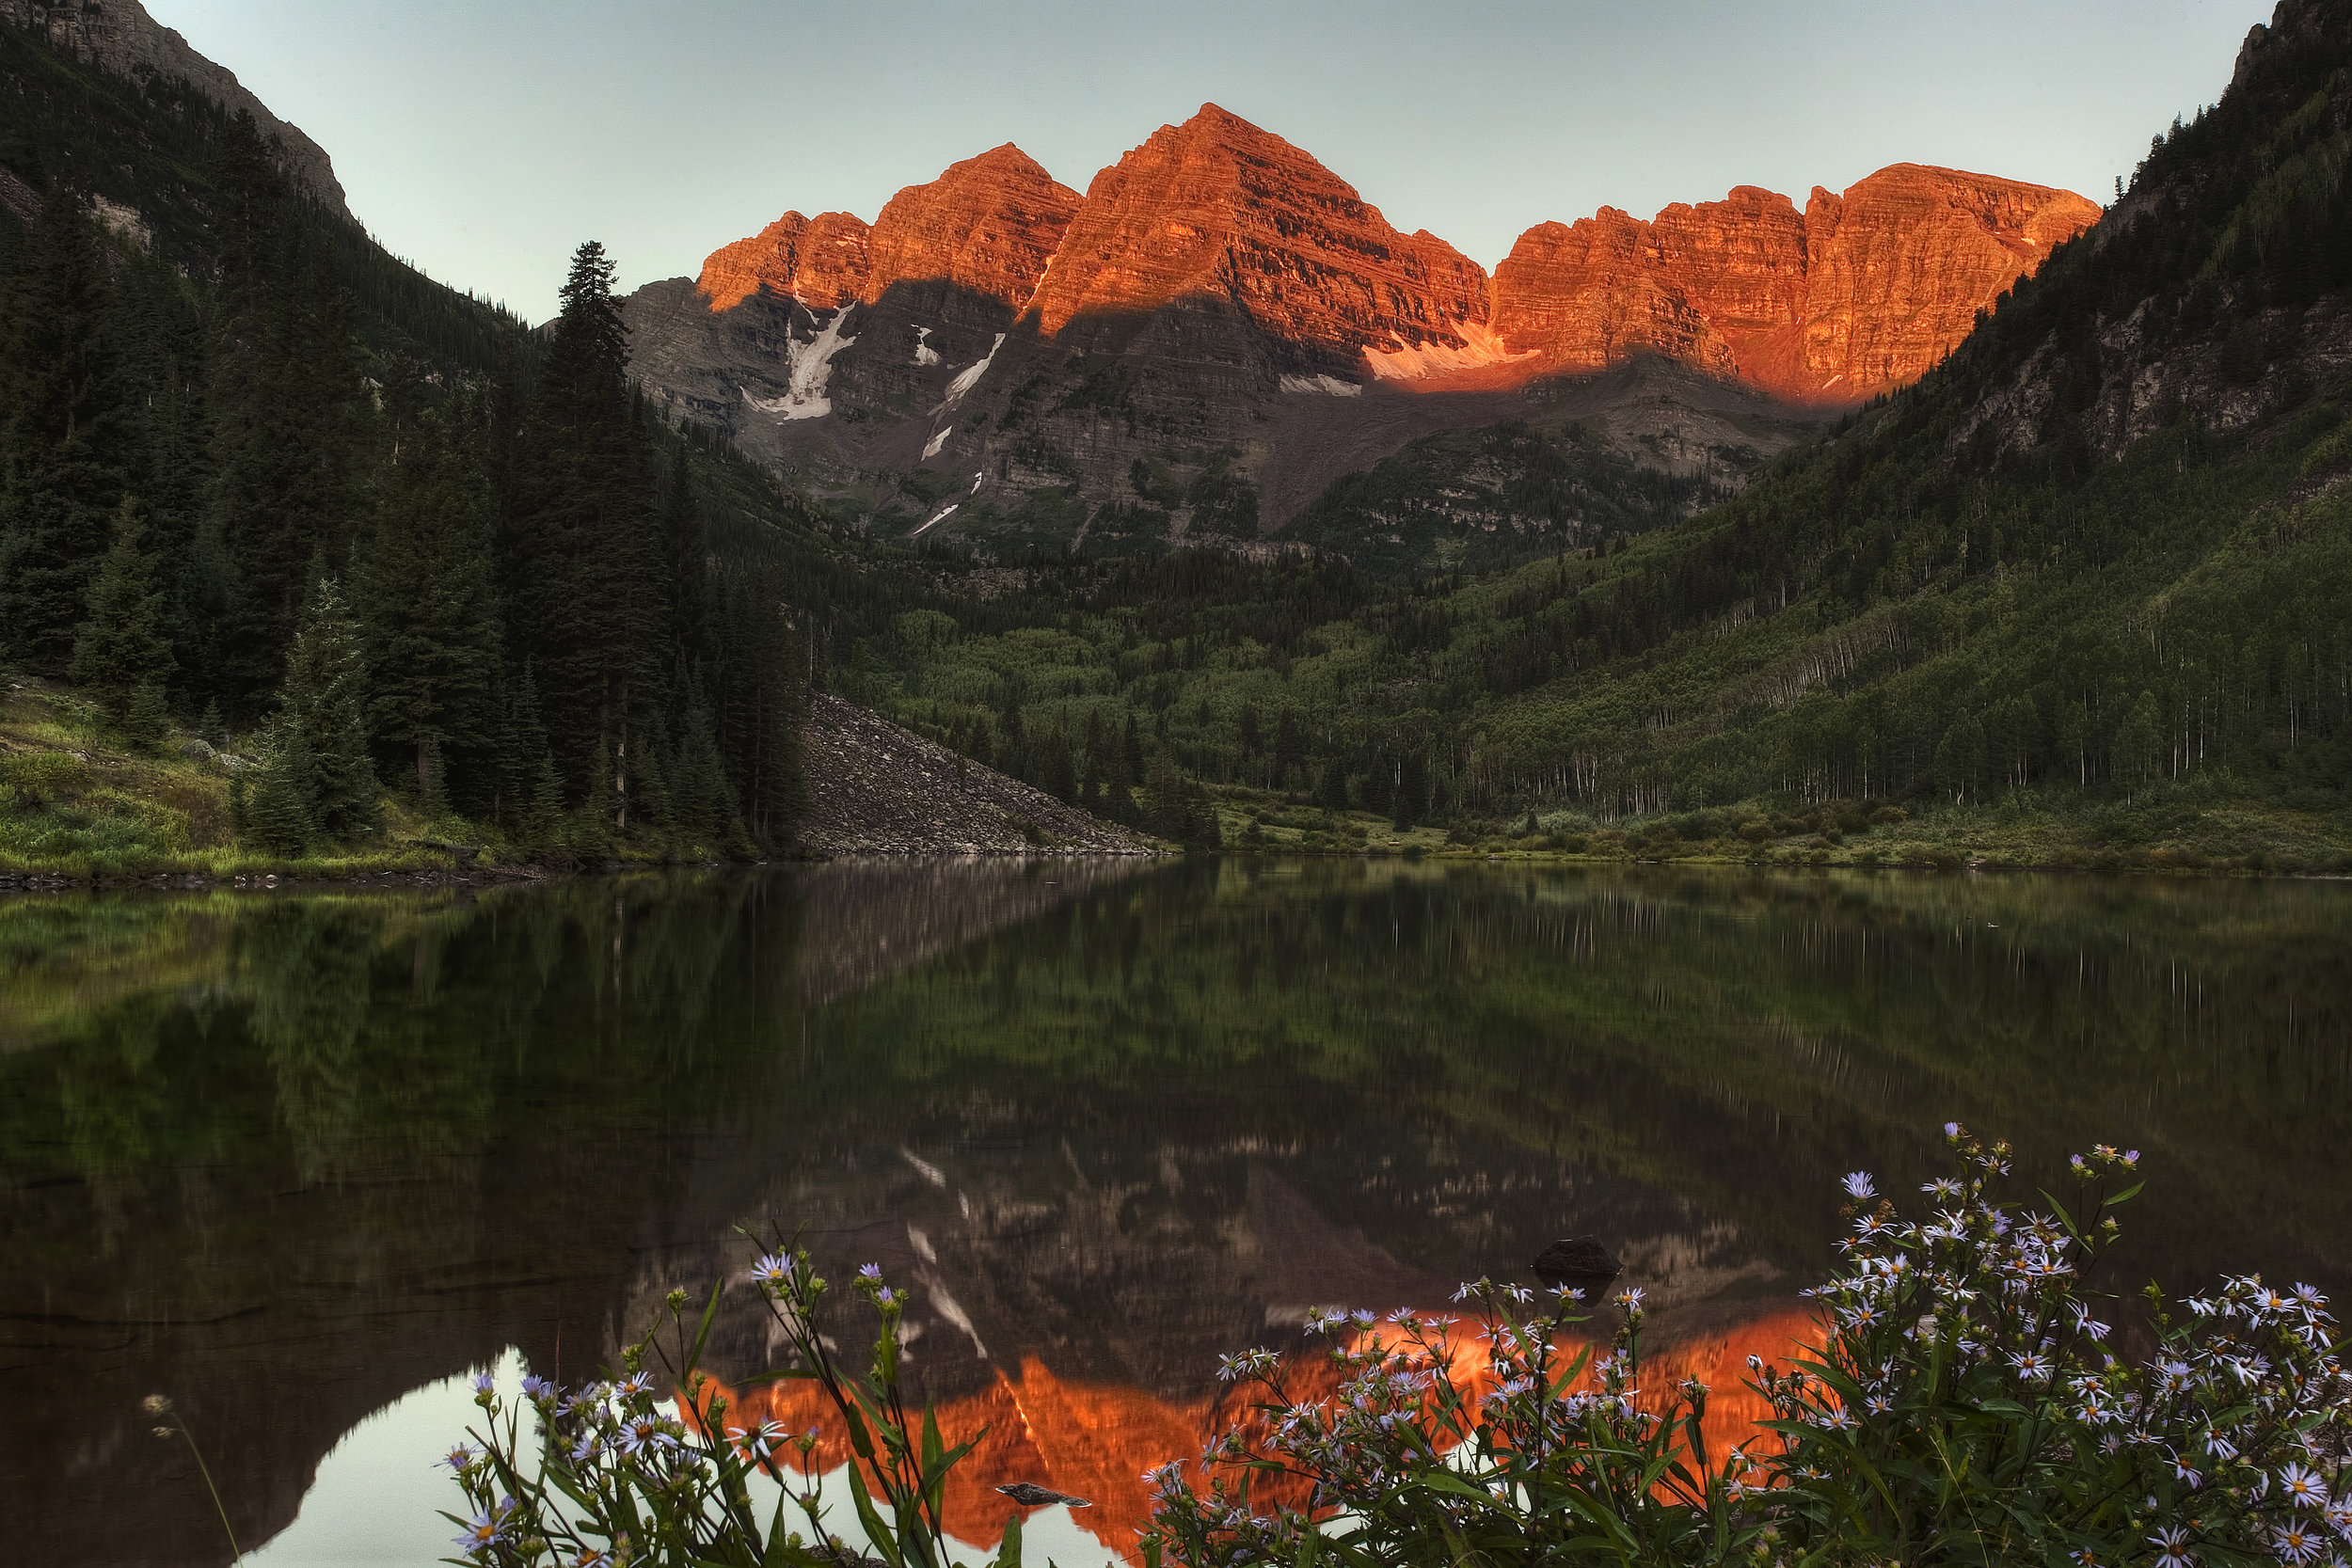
(624, 104, 2098, 555)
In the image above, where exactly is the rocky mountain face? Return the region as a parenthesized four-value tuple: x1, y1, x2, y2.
(1947, 0, 2352, 468)
(623, 104, 2096, 564)
(0, 0, 347, 215)
(1488, 166, 2100, 404)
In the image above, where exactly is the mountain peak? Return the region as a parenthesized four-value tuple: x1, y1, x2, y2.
(1027, 103, 1489, 369)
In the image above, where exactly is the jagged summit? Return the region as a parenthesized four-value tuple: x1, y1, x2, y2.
(695, 142, 1079, 314)
(628, 103, 2099, 561)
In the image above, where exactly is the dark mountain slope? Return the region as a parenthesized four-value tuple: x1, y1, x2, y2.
(830, 0, 2352, 866)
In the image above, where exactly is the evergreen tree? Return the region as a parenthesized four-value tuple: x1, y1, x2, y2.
(0, 187, 124, 674)
(494, 661, 565, 845)
(1317, 760, 1350, 814)
(69, 500, 175, 730)
(272, 577, 379, 842)
(506, 241, 663, 805)
(672, 702, 739, 847)
(356, 404, 501, 803)
(244, 713, 317, 854)
(205, 121, 369, 710)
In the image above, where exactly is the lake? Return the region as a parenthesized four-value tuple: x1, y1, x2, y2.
(4, 860, 2348, 1567)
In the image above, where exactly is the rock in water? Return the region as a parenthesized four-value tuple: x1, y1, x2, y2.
(1532, 1236, 1622, 1285)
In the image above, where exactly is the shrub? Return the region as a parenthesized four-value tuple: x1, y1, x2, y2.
(1869, 804, 1911, 826)
(0, 750, 88, 806)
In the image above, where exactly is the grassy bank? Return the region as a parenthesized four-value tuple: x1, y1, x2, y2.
(1209, 782, 2352, 873)
(0, 678, 532, 879)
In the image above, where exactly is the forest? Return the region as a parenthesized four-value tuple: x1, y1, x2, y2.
(4, 9, 2350, 872)
(0, 20, 811, 863)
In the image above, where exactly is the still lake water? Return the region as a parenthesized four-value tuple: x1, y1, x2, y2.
(4, 859, 2349, 1567)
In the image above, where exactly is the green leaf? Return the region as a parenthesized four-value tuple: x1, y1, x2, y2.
(846, 1462, 906, 1568)
(689, 1276, 725, 1373)
(2103, 1180, 2145, 1209)
(2039, 1188, 2082, 1242)
(994, 1510, 1024, 1568)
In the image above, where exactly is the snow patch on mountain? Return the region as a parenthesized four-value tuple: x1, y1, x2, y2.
(942, 333, 1007, 407)
(914, 325, 941, 367)
(742, 303, 859, 421)
(1361, 317, 1534, 382)
(1279, 373, 1362, 396)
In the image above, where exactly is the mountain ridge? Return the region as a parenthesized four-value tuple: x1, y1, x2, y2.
(624, 104, 2096, 563)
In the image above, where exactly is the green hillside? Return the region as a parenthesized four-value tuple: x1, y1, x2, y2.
(801, 0, 2352, 868)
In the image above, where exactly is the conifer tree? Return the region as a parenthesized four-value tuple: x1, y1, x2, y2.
(506, 241, 663, 803)
(244, 714, 317, 854)
(205, 123, 368, 710)
(70, 500, 175, 733)
(0, 187, 124, 675)
(357, 404, 501, 804)
(272, 577, 379, 842)
(672, 703, 739, 848)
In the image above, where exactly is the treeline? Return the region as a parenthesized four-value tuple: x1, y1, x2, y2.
(0, 95, 805, 857)
(793, 8, 2352, 845)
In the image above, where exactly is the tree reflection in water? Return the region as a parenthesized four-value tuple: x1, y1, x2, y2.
(1, 861, 2346, 1566)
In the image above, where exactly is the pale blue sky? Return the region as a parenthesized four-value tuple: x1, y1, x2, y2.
(145, 0, 2274, 324)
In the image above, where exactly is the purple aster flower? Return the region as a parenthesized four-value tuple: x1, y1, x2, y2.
(1841, 1172, 1876, 1200)
(453, 1508, 508, 1557)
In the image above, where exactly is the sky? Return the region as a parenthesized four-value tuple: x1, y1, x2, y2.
(144, 0, 2277, 325)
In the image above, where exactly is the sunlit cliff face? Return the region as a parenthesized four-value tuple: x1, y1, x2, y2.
(691, 105, 2095, 405)
(695, 1302, 1826, 1560)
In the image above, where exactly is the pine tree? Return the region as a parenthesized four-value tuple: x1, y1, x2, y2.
(672, 702, 739, 847)
(69, 500, 175, 731)
(1317, 760, 1350, 814)
(205, 131, 368, 711)
(244, 714, 317, 854)
(506, 242, 663, 801)
(274, 577, 379, 842)
(0, 187, 124, 675)
(356, 404, 501, 805)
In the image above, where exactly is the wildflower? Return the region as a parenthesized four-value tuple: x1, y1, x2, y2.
(615, 1372, 653, 1399)
(2273, 1523, 2326, 1565)
(857, 1263, 882, 1280)
(520, 1374, 554, 1402)
(2147, 1526, 2195, 1568)
(876, 1286, 897, 1306)
(442, 1443, 478, 1474)
(615, 1414, 671, 1457)
(752, 1253, 793, 1288)
(2280, 1464, 2328, 1509)
(453, 1506, 510, 1558)
(469, 1371, 495, 1396)
(574, 1550, 616, 1568)
(568, 1431, 600, 1465)
(1614, 1288, 1645, 1310)
(1841, 1172, 1876, 1201)
(2166, 1450, 2201, 1487)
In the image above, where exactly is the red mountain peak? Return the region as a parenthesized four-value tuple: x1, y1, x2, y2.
(1027, 103, 1492, 372)
(866, 143, 1082, 310)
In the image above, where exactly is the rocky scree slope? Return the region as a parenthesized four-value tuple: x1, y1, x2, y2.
(796, 693, 1153, 857)
(624, 105, 2094, 562)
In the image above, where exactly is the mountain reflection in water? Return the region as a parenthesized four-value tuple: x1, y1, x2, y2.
(3, 861, 2348, 1567)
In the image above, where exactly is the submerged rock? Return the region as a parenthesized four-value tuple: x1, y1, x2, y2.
(1532, 1235, 1622, 1286)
